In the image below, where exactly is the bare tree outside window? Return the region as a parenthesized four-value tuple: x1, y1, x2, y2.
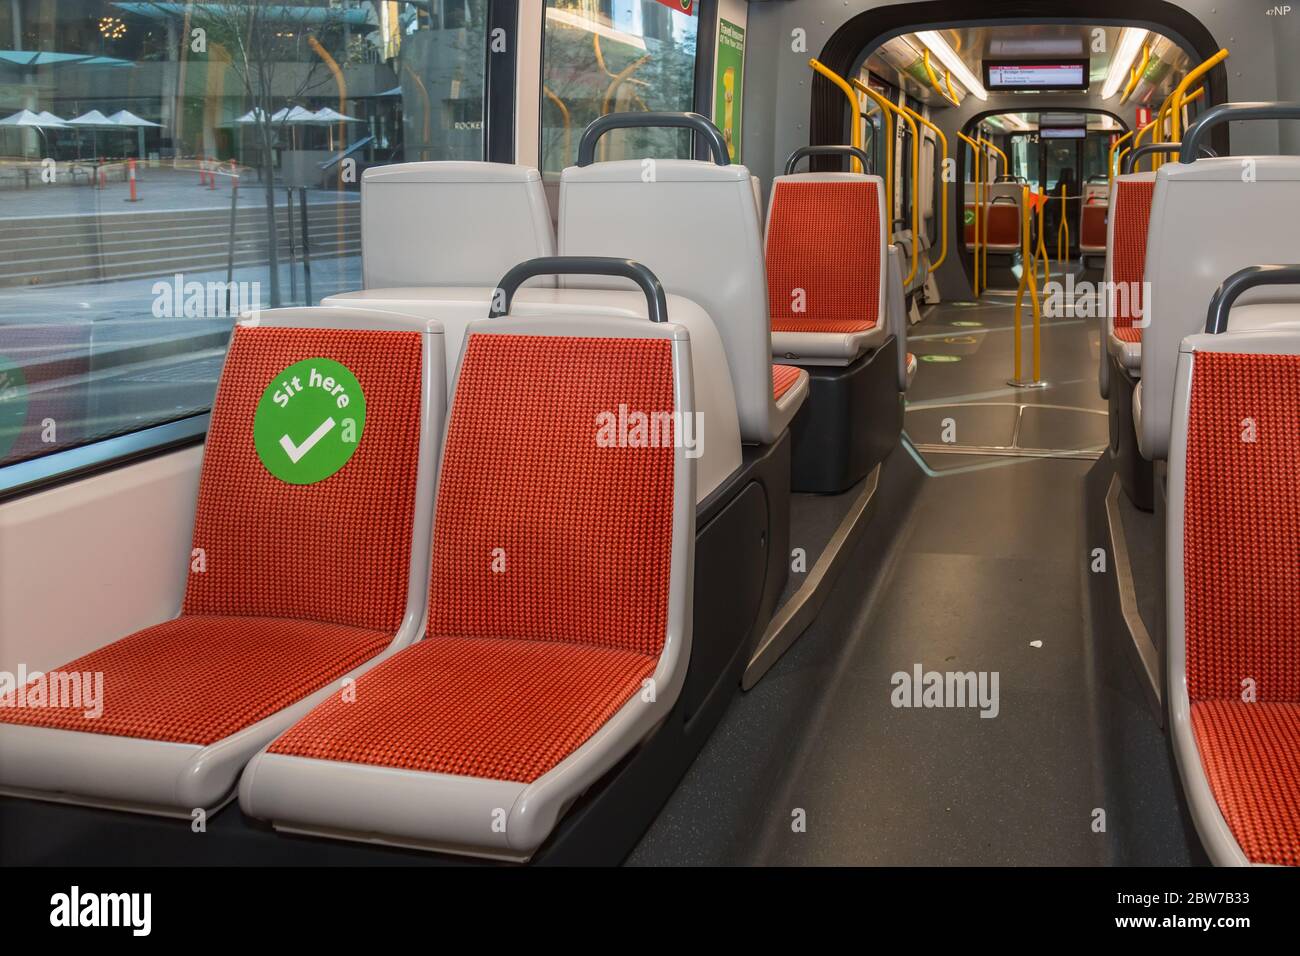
(184, 2, 346, 307)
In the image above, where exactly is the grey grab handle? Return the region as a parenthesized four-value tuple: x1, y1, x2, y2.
(576, 111, 730, 167)
(1205, 264, 1300, 333)
(489, 256, 669, 324)
(1180, 101, 1300, 162)
(784, 145, 872, 175)
(1122, 142, 1216, 173)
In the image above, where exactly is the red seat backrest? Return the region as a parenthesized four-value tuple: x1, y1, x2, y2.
(428, 333, 676, 657)
(1110, 180, 1154, 331)
(1183, 350, 1300, 702)
(184, 326, 424, 633)
(766, 179, 882, 330)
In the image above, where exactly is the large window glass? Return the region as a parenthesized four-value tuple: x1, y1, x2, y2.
(0, 0, 487, 473)
(540, 0, 699, 176)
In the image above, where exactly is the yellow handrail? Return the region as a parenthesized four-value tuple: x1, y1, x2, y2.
(922, 50, 960, 107)
(808, 59, 863, 173)
(1116, 145, 1133, 174)
(1035, 190, 1050, 291)
(898, 101, 949, 271)
(1057, 188, 1069, 264)
(975, 137, 1003, 286)
(956, 130, 982, 296)
(1012, 184, 1043, 385)
(1108, 129, 1135, 181)
(853, 79, 920, 284)
(1119, 44, 1150, 105)
(1169, 49, 1228, 145)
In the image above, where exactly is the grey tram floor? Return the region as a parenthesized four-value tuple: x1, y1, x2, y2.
(629, 299, 1194, 866)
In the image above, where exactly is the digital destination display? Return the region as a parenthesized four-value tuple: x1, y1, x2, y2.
(1039, 126, 1087, 139)
(983, 60, 1090, 92)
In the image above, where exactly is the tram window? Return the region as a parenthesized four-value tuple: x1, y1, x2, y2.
(0, 0, 489, 477)
(540, 0, 700, 175)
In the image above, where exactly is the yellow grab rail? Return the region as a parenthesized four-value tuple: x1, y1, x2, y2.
(956, 130, 982, 296)
(977, 137, 1007, 177)
(922, 50, 960, 107)
(1119, 44, 1151, 105)
(898, 101, 949, 271)
(1011, 185, 1043, 386)
(974, 137, 1003, 287)
(1035, 190, 1051, 291)
(808, 59, 863, 173)
(1169, 49, 1228, 145)
(1108, 129, 1135, 181)
(1057, 188, 1069, 264)
(853, 79, 919, 284)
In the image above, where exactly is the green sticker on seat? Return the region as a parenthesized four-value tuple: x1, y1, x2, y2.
(0, 355, 29, 462)
(253, 358, 366, 484)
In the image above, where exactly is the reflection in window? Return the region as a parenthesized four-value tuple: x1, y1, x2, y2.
(0, 1, 487, 470)
(540, 0, 698, 176)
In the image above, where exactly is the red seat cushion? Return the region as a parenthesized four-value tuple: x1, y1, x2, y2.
(268, 637, 656, 783)
(1081, 203, 1108, 248)
(428, 333, 676, 658)
(1110, 180, 1154, 333)
(269, 332, 679, 784)
(1191, 701, 1300, 866)
(0, 616, 391, 745)
(1183, 351, 1300, 703)
(186, 325, 424, 633)
(766, 179, 882, 333)
(771, 317, 876, 334)
(772, 363, 801, 400)
(1112, 326, 1142, 343)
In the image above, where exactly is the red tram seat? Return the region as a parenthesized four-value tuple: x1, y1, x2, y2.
(1168, 319, 1300, 866)
(1080, 191, 1109, 254)
(764, 172, 888, 365)
(240, 310, 696, 861)
(0, 308, 444, 815)
(1104, 174, 1154, 374)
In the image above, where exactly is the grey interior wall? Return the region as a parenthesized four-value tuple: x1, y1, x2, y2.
(741, 0, 1292, 299)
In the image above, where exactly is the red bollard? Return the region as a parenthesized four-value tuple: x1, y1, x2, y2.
(126, 158, 139, 202)
(229, 158, 237, 184)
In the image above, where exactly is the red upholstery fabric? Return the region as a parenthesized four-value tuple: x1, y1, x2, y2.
(271, 332, 679, 784)
(429, 333, 676, 657)
(1191, 701, 1300, 866)
(186, 326, 424, 633)
(962, 203, 1019, 247)
(1112, 327, 1143, 343)
(772, 364, 802, 400)
(1110, 181, 1154, 331)
(0, 326, 424, 747)
(766, 180, 881, 332)
(1080, 203, 1108, 249)
(269, 637, 656, 783)
(771, 317, 876, 334)
(0, 616, 390, 745)
(1183, 351, 1300, 703)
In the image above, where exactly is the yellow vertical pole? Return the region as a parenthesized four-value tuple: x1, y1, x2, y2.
(957, 131, 982, 297)
(897, 102, 949, 271)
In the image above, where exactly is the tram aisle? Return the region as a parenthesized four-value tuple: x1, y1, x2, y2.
(631, 298, 1192, 866)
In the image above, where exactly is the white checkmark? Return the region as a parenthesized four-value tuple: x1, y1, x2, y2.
(279, 416, 336, 464)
